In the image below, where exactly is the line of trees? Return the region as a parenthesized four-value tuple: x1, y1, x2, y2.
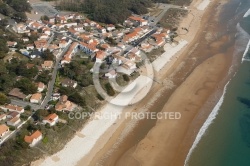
(57, 0, 152, 24)
(0, 0, 31, 21)
(56, 0, 192, 24)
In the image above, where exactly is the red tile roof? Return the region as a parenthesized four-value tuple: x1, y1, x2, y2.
(24, 130, 42, 144)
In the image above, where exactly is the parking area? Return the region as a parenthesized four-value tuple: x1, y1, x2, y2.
(31, 3, 58, 17)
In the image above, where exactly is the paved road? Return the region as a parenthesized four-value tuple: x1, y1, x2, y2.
(46, 32, 54, 46)
(40, 42, 72, 109)
(0, 116, 32, 145)
(152, 4, 182, 26)
(10, 99, 41, 110)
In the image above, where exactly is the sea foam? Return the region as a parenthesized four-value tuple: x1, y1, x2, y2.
(185, 20, 250, 166)
(235, 23, 250, 62)
(184, 81, 230, 166)
(234, 23, 250, 62)
(243, 8, 250, 18)
(241, 39, 250, 62)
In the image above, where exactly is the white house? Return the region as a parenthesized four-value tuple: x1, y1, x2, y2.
(95, 50, 106, 63)
(41, 61, 54, 70)
(7, 41, 17, 47)
(30, 93, 42, 104)
(60, 42, 79, 65)
(22, 38, 29, 42)
(43, 27, 51, 35)
(0, 114, 6, 121)
(52, 93, 60, 101)
(106, 24, 116, 31)
(39, 34, 49, 40)
(7, 117, 21, 127)
(74, 26, 84, 31)
(98, 28, 106, 33)
(0, 124, 9, 138)
(90, 21, 97, 26)
(61, 78, 78, 88)
(24, 130, 43, 147)
(7, 112, 20, 119)
(105, 70, 117, 78)
(14, 23, 30, 34)
(37, 82, 45, 92)
(29, 21, 43, 30)
(59, 39, 69, 48)
(0, 104, 24, 113)
(59, 22, 77, 28)
(26, 44, 34, 50)
(42, 113, 59, 126)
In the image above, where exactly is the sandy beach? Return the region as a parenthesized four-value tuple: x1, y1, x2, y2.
(32, 0, 235, 165)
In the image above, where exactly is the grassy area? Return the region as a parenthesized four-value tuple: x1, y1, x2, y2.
(159, 8, 188, 29)
(170, 0, 192, 6)
(146, 46, 165, 62)
(3, 52, 29, 62)
(79, 85, 102, 109)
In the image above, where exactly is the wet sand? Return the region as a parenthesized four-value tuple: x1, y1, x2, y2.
(79, 0, 237, 165)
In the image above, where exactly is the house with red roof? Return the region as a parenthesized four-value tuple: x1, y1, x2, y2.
(43, 113, 59, 126)
(30, 93, 42, 104)
(0, 124, 9, 139)
(7, 117, 21, 127)
(24, 130, 42, 147)
(95, 50, 107, 63)
(128, 16, 148, 26)
(37, 82, 45, 92)
(0, 104, 24, 113)
(106, 24, 116, 31)
(61, 42, 79, 65)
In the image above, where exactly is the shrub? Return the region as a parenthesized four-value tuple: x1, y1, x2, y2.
(105, 83, 115, 96)
(123, 74, 130, 82)
(42, 136, 48, 144)
(97, 94, 104, 100)
(9, 126, 16, 131)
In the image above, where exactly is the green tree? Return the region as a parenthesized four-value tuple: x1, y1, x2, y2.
(105, 83, 115, 96)
(41, 49, 54, 61)
(15, 78, 37, 94)
(24, 105, 31, 110)
(123, 74, 130, 82)
(0, 93, 10, 105)
(41, 15, 49, 21)
(18, 64, 38, 79)
(36, 70, 51, 84)
(58, 86, 86, 106)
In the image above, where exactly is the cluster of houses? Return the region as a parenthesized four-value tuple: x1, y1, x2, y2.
(8, 82, 46, 105)
(0, 12, 174, 146)
(0, 103, 59, 146)
(0, 104, 24, 128)
(7, 12, 171, 79)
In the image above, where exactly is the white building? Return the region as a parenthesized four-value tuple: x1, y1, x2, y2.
(0, 114, 6, 121)
(42, 113, 59, 126)
(105, 70, 117, 78)
(7, 117, 21, 127)
(0, 124, 9, 138)
(0, 104, 24, 113)
(30, 93, 42, 104)
(24, 130, 43, 147)
(37, 82, 45, 92)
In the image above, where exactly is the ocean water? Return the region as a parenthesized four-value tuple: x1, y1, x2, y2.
(185, 0, 250, 166)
